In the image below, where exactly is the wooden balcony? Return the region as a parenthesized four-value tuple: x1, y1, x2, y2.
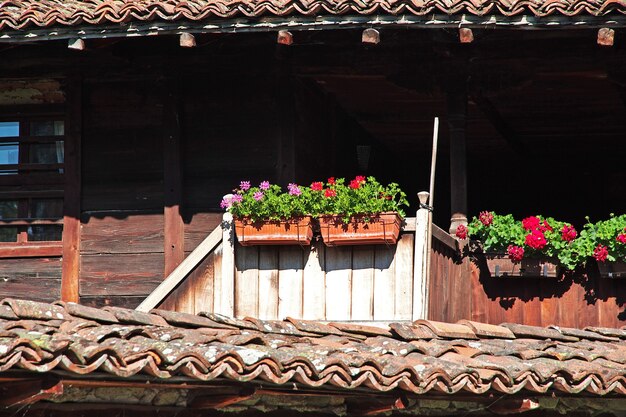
(138, 212, 465, 323)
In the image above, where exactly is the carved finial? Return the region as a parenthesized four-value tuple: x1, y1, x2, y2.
(418, 191, 430, 205)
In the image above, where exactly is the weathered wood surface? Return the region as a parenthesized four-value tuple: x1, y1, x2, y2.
(0, 257, 62, 302)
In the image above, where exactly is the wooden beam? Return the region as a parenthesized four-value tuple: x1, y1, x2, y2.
(61, 75, 82, 303)
(180, 33, 196, 48)
(446, 88, 468, 233)
(136, 224, 223, 312)
(163, 82, 185, 280)
(277, 30, 293, 46)
(459, 28, 474, 43)
(362, 28, 380, 45)
(598, 28, 615, 46)
(67, 38, 85, 51)
(0, 378, 63, 406)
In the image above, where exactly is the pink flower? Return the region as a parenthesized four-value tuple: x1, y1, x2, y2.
(455, 224, 467, 239)
(240, 181, 251, 191)
(327, 177, 336, 185)
(288, 183, 301, 196)
(231, 194, 243, 204)
(522, 216, 541, 231)
(617, 234, 626, 244)
(253, 191, 264, 201)
(324, 189, 336, 198)
(561, 224, 577, 242)
(525, 230, 547, 250)
(507, 245, 524, 263)
(311, 182, 323, 191)
(259, 181, 270, 190)
(479, 211, 493, 226)
(594, 244, 609, 262)
(220, 197, 232, 209)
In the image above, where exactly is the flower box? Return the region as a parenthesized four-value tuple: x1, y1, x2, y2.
(597, 261, 626, 279)
(319, 212, 402, 246)
(484, 253, 558, 278)
(234, 216, 313, 246)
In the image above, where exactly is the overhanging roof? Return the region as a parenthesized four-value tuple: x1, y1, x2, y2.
(1, 297, 626, 409)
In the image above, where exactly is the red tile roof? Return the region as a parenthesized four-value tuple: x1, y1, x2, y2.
(0, 0, 623, 30)
(1, 298, 626, 397)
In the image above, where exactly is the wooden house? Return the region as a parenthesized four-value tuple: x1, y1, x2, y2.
(2, 1, 626, 414)
(0, 0, 626, 330)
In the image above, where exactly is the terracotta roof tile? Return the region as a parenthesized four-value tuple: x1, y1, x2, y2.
(0, 0, 622, 31)
(0, 298, 625, 397)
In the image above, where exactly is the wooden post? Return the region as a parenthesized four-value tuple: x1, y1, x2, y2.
(163, 83, 185, 278)
(413, 191, 430, 320)
(220, 211, 235, 317)
(446, 89, 468, 234)
(61, 75, 82, 303)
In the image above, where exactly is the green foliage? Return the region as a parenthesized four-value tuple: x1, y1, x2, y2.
(578, 214, 626, 262)
(467, 213, 524, 253)
(222, 177, 409, 223)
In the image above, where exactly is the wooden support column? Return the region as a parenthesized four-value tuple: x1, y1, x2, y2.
(61, 75, 82, 303)
(163, 82, 185, 278)
(413, 191, 430, 320)
(446, 87, 468, 234)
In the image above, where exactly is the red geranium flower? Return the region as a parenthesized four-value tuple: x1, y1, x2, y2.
(525, 230, 547, 250)
(455, 224, 467, 240)
(349, 179, 361, 189)
(311, 181, 323, 191)
(324, 189, 336, 198)
(594, 244, 609, 262)
(539, 220, 553, 232)
(617, 233, 626, 244)
(355, 175, 366, 183)
(561, 224, 577, 242)
(507, 245, 524, 263)
(327, 177, 336, 185)
(479, 211, 494, 226)
(522, 216, 541, 231)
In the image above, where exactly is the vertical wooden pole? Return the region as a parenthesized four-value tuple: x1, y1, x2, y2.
(220, 212, 235, 316)
(163, 82, 185, 278)
(61, 75, 82, 303)
(447, 90, 468, 233)
(412, 191, 430, 320)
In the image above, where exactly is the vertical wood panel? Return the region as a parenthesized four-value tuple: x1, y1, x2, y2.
(163, 82, 185, 277)
(278, 246, 304, 319)
(394, 234, 414, 320)
(61, 75, 82, 303)
(235, 245, 259, 318)
(258, 246, 279, 320)
(374, 246, 396, 320)
(325, 246, 352, 321)
(303, 242, 326, 320)
(192, 252, 215, 314)
(213, 244, 223, 313)
(351, 246, 375, 321)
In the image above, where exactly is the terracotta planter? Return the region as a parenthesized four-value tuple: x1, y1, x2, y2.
(484, 253, 558, 278)
(234, 216, 313, 246)
(319, 212, 402, 246)
(597, 261, 626, 278)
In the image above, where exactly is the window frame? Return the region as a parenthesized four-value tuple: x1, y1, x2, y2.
(0, 110, 66, 257)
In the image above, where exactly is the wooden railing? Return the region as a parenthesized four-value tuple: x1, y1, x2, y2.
(137, 210, 468, 322)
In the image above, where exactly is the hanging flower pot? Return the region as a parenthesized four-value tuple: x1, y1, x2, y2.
(319, 212, 402, 246)
(234, 216, 313, 246)
(483, 253, 559, 278)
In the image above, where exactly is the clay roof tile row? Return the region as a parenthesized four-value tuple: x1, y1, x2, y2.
(0, 0, 624, 31)
(0, 298, 625, 396)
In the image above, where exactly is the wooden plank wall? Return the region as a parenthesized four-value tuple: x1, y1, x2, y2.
(233, 233, 414, 321)
(428, 228, 626, 328)
(0, 258, 62, 302)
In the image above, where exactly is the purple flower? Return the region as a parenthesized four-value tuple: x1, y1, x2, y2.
(288, 183, 302, 196)
(220, 197, 232, 209)
(240, 181, 251, 191)
(259, 181, 270, 191)
(253, 191, 264, 201)
(231, 194, 243, 203)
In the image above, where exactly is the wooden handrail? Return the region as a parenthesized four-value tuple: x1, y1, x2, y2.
(136, 223, 224, 312)
(431, 223, 458, 252)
